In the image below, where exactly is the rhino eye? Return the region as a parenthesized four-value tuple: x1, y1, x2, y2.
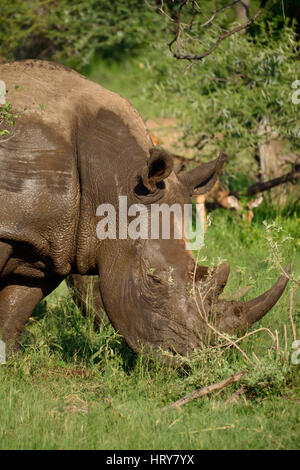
(146, 269, 165, 285)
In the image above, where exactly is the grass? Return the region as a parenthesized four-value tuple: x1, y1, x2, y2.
(0, 207, 299, 450)
(0, 56, 299, 450)
(86, 54, 181, 121)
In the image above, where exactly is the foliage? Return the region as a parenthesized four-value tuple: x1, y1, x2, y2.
(139, 25, 299, 177)
(1, 1, 297, 71)
(1, 2, 299, 186)
(85, 25, 299, 199)
(0, 0, 299, 451)
(261, 0, 300, 37)
(0, 0, 163, 70)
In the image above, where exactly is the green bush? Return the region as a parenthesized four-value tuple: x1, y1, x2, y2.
(0, 0, 162, 69)
(139, 25, 299, 179)
(1, 2, 299, 188)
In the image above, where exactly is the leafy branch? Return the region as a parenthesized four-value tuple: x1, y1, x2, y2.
(149, 0, 269, 62)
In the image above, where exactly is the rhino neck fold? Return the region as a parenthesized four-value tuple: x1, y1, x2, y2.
(74, 106, 151, 275)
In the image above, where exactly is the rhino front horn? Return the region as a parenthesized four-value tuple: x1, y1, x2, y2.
(242, 263, 291, 325)
(215, 264, 291, 334)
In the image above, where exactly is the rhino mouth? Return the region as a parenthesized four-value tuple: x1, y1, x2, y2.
(130, 250, 291, 357)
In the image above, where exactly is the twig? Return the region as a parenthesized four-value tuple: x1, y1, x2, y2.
(222, 285, 251, 300)
(229, 170, 300, 200)
(289, 289, 297, 342)
(162, 369, 247, 410)
(220, 327, 276, 354)
(267, 240, 293, 283)
(275, 329, 279, 360)
(252, 352, 260, 363)
(199, 0, 241, 28)
(284, 323, 288, 355)
(192, 265, 255, 364)
(194, 280, 254, 364)
(283, 323, 288, 367)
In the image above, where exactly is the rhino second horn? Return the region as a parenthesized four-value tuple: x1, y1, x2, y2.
(196, 262, 230, 301)
(242, 263, 291, 325)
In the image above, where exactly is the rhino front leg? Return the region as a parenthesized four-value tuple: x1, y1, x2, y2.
(67, 274, 107, 324)
(0, 276, 62, 352)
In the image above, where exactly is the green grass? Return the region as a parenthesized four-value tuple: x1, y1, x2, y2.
(86, 54, 181, 121)
(0, 209, 299, 450)
(0, 56, 299, 450)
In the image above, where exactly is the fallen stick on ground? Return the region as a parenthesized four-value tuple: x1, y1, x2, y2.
(162, 370, 247, 410)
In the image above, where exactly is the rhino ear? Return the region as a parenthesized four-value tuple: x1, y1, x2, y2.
(179, 151, 227, 196)
(141, 147, 174, 192)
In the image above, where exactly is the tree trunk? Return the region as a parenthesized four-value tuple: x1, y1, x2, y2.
(236, 0, 250, 34)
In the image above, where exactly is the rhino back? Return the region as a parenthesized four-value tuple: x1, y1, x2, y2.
(1, 60, 150, 151)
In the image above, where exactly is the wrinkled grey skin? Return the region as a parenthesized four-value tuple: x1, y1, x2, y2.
(0, 60, 290, 357)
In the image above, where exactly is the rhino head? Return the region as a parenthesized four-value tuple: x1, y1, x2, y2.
(76, 143, 290, 358)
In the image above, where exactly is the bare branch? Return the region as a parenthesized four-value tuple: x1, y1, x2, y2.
(158, 0, 269, 61)
(199, 0, 241, 28)
(289, 289, 297, 342)
(246, 170, 300, 196)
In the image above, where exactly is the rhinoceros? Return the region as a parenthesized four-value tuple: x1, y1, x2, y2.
(0, 60, 290, 356)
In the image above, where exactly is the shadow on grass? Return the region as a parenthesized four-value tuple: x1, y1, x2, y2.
(22, 296, 137, 373)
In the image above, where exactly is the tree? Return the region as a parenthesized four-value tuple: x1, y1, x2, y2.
(236, 0, 250, 33)
(147, 0, 268, 61)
